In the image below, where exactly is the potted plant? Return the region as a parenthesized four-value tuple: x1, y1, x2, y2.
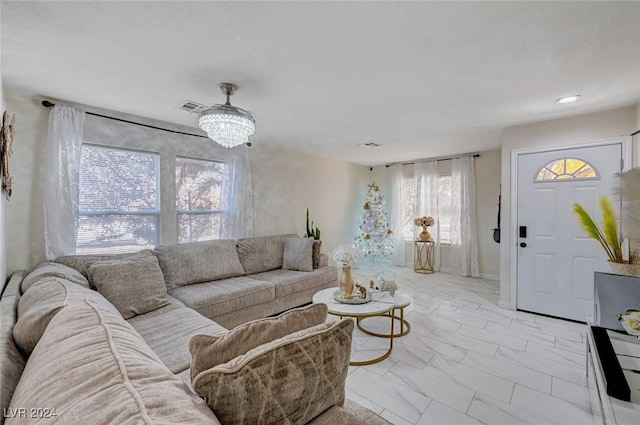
(573, 195, 640, 276)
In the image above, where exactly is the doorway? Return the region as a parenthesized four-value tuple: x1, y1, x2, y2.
(516, 142, 623, 321)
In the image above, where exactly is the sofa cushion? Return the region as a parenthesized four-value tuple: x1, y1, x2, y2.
(7, 298, 221, 425)
(189, 303, 328, 381)
(86, 256, 169, 319)
(21, 261, 90, 293)
(192, 319, 353, 425)
(55, 249, 155, 279)
(236, 234, 298, 274)
(154, 240, 245, 290)
(168, 277, 274, 319)
(1, 275, 26, 420)
(129, 307, 227, 374)
(249, 267, 338, 298)
(13, 277, 117, 355)
(282, 237, 314, 272)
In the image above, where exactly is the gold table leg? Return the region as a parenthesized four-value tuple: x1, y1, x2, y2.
(349, 312, 394, 366)
(356, 307, 411, 338)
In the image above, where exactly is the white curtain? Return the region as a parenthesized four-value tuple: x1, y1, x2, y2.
(389, 164, 405, 266)
(451, 156, 479, 277)
(415, 160, 440, 270)
(44, 105, 86, 259)
(221, 144, 253, 239)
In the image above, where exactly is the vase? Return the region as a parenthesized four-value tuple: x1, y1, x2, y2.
(608, 261, 640, 277)
(419, 226, 432, 241)
(340, 266, 355, 299)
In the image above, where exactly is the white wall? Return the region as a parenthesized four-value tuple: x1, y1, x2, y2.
(3, 90, 368, 274)
(250, 144, 368, 256)
(499, 105, 638, 309)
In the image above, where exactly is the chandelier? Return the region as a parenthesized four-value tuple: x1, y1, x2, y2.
(198, 83, 256, 148)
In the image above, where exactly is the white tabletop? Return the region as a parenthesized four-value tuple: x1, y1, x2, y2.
(312, 288, 411, 317)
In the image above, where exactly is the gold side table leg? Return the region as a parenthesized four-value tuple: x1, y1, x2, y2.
(351, 312, 394, 366)
(356, 308, 411, 338)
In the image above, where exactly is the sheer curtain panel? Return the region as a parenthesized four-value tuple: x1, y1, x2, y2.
(221, 144, 253, 239)
(414, 160, 440, 270)
(44, 105, 86, 259)
(389, 164, 405, 266)
(451, 156, 479, 277)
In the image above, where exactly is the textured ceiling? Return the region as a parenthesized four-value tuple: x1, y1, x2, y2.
(2, 1, 640, 165)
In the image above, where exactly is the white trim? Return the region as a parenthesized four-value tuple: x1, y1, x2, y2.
(498, 300, 513, 310)
(509, 136, 631, 311)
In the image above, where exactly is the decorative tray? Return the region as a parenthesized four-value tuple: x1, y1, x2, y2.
(333, 289, 371, 304)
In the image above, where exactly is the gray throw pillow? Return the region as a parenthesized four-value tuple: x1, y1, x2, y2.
(191, 319, 354, 425)
(189, 303, 328, 382)
(86, 256, 169, 319)
(282, 238, 314, 272)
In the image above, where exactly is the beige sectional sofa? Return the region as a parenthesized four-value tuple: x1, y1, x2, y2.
(0, 234, 390, 424)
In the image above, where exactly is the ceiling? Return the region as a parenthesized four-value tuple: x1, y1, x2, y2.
(2, 1, 640, 165)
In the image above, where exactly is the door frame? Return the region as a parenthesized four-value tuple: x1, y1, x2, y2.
(508, 136, 632, 311)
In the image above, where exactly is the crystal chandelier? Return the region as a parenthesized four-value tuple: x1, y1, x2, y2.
(198, 83, 256, 148)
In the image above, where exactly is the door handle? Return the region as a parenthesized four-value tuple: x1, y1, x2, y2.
(520, 242, 527, 248)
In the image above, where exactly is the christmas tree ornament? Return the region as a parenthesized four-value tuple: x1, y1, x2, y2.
(355, 182, 393, 261)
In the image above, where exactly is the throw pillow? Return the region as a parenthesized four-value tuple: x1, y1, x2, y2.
(282, 238, 314, 272)
(86, 255, 169, 319)
(55, 249, 155, 279)
(189, 303, 328, 382)
(312, 239, 322, 269)
(192, 319, 354, 425)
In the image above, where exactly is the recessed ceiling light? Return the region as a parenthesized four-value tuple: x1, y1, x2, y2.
(359, 142, 381, 148)
(555, 95, 581, 104)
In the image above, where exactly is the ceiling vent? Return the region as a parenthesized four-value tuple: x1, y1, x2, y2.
(359, 142, 381, 148)
(177, 100, 209, 114)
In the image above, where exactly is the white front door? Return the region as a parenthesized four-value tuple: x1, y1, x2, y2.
(516, 143, 623, 321)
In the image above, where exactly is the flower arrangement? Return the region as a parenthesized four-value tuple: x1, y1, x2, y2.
(618, 309, 640, 338)
(330, 245, 361, 268)
(414, 216, 434, 228)
(414, 216, 435, 241)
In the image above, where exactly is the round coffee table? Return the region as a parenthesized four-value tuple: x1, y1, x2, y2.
(312, 288, 395, 366)
(357, 291, 412, 338)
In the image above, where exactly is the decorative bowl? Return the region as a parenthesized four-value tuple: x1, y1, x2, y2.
(333, 290, 371, 304)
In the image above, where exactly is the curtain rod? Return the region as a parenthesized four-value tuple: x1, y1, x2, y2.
(41, 100, 252, 146)
(384, 153, 480, 168)
(632, 129, 640, 136)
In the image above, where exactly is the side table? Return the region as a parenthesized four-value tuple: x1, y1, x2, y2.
(414, 240, 434, 274)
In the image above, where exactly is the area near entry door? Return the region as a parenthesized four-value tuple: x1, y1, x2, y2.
(516, 143, 623, 321)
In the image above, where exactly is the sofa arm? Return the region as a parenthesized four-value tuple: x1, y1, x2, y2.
(319, 253, 329, 268)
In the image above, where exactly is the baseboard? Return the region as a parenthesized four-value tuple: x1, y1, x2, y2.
(480, 273, 499, 281)
(498, 299, 513, 310)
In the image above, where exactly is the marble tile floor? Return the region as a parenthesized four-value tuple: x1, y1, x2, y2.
(341, 266, 596, 425)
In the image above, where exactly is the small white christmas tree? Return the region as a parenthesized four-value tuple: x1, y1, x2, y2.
(355, 182, 393, 261)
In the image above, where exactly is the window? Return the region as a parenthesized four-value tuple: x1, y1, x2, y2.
(77, 145, 159, 254)
(535, 158, 598, 181)
(401, 175, 452, 244)
(176, 157, 224, 243)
